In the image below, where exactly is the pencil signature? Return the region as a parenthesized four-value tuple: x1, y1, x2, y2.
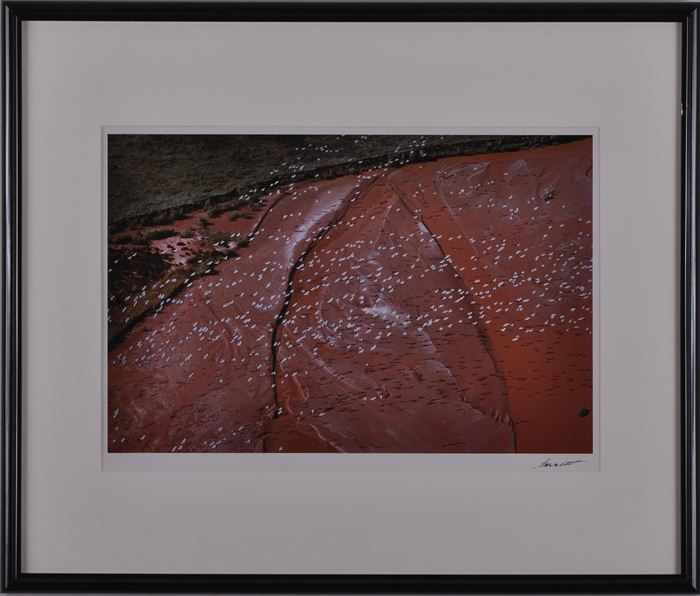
(534, 458, 586, 469)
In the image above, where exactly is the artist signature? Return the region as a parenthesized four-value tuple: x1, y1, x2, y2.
(534, 458, 586, 469)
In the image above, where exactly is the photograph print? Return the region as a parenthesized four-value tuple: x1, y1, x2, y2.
(107, 133, 594, 454)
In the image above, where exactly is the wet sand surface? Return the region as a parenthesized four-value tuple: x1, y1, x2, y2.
(108, 139, 592, 453)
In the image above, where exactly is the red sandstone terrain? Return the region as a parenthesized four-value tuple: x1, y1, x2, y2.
(108, 138, 592, 453)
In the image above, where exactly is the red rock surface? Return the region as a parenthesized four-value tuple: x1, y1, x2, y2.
(108, 139, 592, 453)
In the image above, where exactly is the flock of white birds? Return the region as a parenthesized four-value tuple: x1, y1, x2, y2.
(108, 139, 592, 452)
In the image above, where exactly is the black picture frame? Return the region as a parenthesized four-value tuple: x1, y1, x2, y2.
(2, 2, 698, 592)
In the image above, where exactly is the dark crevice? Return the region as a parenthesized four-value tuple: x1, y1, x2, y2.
(268, 175, 384, 417)
(246, 189, 291, 243)
(387, 178, 518, 452)
(108, 259, 224, 351)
